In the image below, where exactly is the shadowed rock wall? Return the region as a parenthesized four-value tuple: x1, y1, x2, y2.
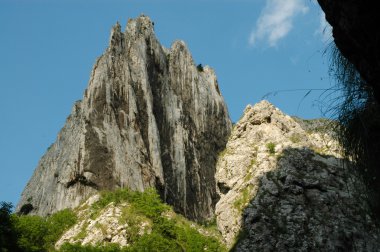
(215, 101, 379, 250)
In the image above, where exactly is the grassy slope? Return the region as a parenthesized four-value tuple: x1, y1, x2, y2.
(9, 188, 226, 252)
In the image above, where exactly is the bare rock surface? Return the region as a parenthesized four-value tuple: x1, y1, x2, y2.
(215, 100, 379, 250)
(17, 15, 231, 221)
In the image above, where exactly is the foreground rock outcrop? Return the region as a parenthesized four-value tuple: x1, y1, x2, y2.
(52, 189, 225, 251)
(215, 101, 379, 250)
(17, 16, 231, 221)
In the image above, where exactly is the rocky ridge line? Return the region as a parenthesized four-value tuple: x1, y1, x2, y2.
(215, 100, 379, 250)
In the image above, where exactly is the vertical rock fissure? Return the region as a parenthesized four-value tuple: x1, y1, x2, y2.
(16, 16, 232, 222)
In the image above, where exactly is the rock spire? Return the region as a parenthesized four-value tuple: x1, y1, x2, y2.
(17, 16, 232, 221)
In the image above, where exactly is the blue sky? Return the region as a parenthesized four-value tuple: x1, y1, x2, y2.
(0, 0, 336, 206)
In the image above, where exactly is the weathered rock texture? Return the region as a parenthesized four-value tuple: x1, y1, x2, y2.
(215, 101, 379, 250)
(55, 195, 151, 248)
(54, 192, 224, 250)
(17, 16, 231, 221)
(317, 0, 380, 103)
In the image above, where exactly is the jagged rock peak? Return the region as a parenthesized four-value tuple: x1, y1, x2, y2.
(108, 22, 123, 50)
(17, 15, 232, 222)
(215, 101, 379, 250)
(240, 100, 293, 126)
(125, 15, 155, 37)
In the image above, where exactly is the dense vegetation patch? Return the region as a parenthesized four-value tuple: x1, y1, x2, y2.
(0, 202, 77, 252)
(85, 188, 225, 252)
(1, 188, 226, 252)
(196, 63, 204, 72)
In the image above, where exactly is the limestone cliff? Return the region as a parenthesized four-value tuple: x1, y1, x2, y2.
(215, 101, 379, 250)
(17, 16, 231, 221)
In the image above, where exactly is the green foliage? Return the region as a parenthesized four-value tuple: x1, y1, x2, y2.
(60, 242, 122, 252)
(196, 64, 204, 72)
(289, 133, 302, 143)
(127, 216, 224, 252)
(243, 172, 253, 183)
(68, 188, 226, 252)
(202, 216, 217, 227)
(92, 188, 169, 219)
(75, 223, 89, 241)
(0, 202, 18, 252)
(2, 208, 77, 252)
(152, 217, 177, 239)
(218, 148, 232, 159)
(128, 188, 170, 219)
(266, 142, 276, 154)
(44, 209, 77, 250)
(120, 208, 148, 243)
(127, 231, 181, 251)
(233, 185, 254, 213)
(2, 189, 225, 251)
(13, 215, 48, 252)
(175, 224, 222, 252)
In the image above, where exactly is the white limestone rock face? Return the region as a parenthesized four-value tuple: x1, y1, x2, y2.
(17, 16, 231, 221)
(54, 194, 151, 249)
(215, 100, 379, 250)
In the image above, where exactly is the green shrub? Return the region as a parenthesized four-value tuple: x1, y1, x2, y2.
(9, 208, 77, 252)
(243, 172, 253, 183)
(45, 209, 77, 249)
(92, 188, 169, 220)
(13, 215, 48, 252)
(6, 189, 225, 252)
(175, 224, 222, 252)
(90, 188, 225, 252)
(289, 134, 302, 143)
(233, 185, 254, 213)
(60, 242, 122, 252)
(0, 202, 18, 252)
(196, 64, 204, 72)
(127, 232, 180, 252)
(266, 142, 276, 154)
(153, 217, 177, 239)
(128, 188, 170, 219)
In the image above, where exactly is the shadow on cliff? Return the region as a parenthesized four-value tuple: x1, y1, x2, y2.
(229, 146, 379, 251)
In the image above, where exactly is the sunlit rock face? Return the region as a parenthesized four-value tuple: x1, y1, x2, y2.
(17, 16, 232, 221)
(215, 101, 379, 250)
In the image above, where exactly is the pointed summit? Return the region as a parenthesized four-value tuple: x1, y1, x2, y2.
(109, 21, 123, 52)
(17, 16, 231, 221)
(125, 15, 155, 38)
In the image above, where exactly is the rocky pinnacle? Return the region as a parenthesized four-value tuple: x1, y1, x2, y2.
(17, 16, 232, 221)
